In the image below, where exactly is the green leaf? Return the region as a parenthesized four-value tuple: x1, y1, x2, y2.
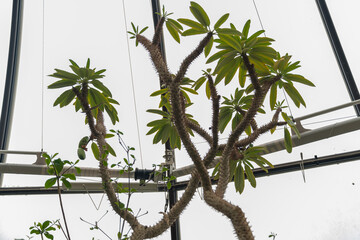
(167, 18, 183, 31)
(91, 142, 100, 160)
(269, 83, 277, 110)
(139, 26, 149, 34)
(204, 36, 213, 57)
(284, 127, 292, 153)
(238, 63, 247, 87)
(42, 220, 51, 229)
(218, 34, 242, 52)
(147, 109, 169, 118)
(190, 2, 210, 27)
(205, 80, 211, 99)
(53, 89, 73, 107)
(106, 143, 116, 157)
(63, 173, 76, 180)
(48, 79, 77, 89)
(206, 49, 231, 64)
(44, 232, 54, 240)
(192, 76, 206, 90)
(282, 112, 301, 139)
(283, 74, 315, 87)
(214, 13, 229, 29)
(91, 79, 112, 97)
(150, 88, 168, 97)
(182, 28, 207, 36)
(242, 20, 251, 38)
(283, 83, 306, 107)
(52, 69, 79, 80)
(244, 164, 256, 187)
(178, 18, 205, 30)
(216, 28, 243, 36)
(166, 21, 180, 43)
(231, 113, 242, 131)
(45, 177, 57, 188)
(246, 30, 265, 42)
(234, 164, 245, 193)
(61, 178, 72, 189)
(53, 159, 64, 174)
(219, 107, 233, 133)
(69, 59, 79, 68)
(86, 58, 90, 69)
(75, 167, 81, 174)
(181, 86, 198, 95)
(59, 88, 76, 108)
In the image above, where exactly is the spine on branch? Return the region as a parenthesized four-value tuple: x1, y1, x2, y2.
(136, 34, 172, 85)
(174, 32, 213, 84)
(152, 16, 166, 48)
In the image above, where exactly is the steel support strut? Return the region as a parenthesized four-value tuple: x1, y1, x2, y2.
(150, 1, 181, 239)
(316, 0, 360, 116)
(0, 0, 24, 186)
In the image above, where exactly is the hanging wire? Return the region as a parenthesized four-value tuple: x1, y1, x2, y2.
(41, 0, 45, 152)
(121, 0, 144, 168)
(252, 0, 266, 37)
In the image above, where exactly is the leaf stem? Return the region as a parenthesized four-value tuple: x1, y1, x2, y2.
(56, 177, 71, 240)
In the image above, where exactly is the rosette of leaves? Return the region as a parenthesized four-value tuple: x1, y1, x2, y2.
(207, 19, 276, 86)
(173, 2, 236, 57)
(29, 220, 58, 240)
(218, 88, 265, 134)
(213, 146, 273, 194)
(206, 19, 315, 108)
(264, 53, 316, 110)
(48, 58, 119, 125)
(146, 77, 198, 149)
(43, 153, 80, 189)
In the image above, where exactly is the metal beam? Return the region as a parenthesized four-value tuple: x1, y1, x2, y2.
(0, 0, 24, 186)
(0, 163, 134, 178)
(150, 1, 181, 239)
(2, 149, 360, 195)
(316, 0, 360, 116)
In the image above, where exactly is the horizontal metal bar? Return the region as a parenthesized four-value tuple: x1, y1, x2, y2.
(296, 99, 360, 121)
(168, 149, 360, 191)
(3, 149, 359, 195)
(0, 163, 134, 178)
(0, 186, 103, 195)
(0, 150, 43, 155)
(70, 182, 164, 193)
(173, 116, 360, 178)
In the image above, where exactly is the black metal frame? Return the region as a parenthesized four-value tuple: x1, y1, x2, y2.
(0, 0, 23, 185)
(0, 2, 359, 240)
(316, 0, 360, 116)
(150, 1, 181, 239)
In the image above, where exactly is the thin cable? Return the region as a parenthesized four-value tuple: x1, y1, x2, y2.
(251, 0, 294, 117)
(40, 0, 45, 152)
(121, 0, 144, 168)
(252, 0, 266, 37)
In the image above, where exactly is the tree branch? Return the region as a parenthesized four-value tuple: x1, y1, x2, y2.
(152, 17, 165, 48)
(174, 32, 213, 84)
(136, 34, 172, 85)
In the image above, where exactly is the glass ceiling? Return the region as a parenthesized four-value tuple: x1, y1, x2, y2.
(0, 0, 359, 239)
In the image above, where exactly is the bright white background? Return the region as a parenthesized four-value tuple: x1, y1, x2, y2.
(0, 0, 360, 239)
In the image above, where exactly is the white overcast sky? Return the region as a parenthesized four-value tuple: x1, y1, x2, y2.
(1, 0, 360, 239)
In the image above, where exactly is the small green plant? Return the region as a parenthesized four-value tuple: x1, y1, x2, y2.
(29, 220, 59, 240)
(41, 153, 81, 240)
(269, 232, 277, 239)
